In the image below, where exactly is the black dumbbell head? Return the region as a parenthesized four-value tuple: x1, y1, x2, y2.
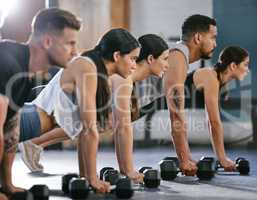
(103, 169, 120, 185)
(62, 173, 79, 194)
(10, 191, 34, 200)
(138, 166, 152, 174)
(235, 157, 250, 175)
(69, 177, 90, 199)
(162, 157, 179, 167)
(29, 185, 49, 200)
(159, 160, 178, 180)
(143, 169, 161, 188)
(115, 177, 134, 199)
(100, 167, 114, 180)
(200, 156, 215, 164)
(197, 160, 215, 180)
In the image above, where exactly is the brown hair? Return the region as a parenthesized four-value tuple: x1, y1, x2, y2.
(32, 8, 81, 36)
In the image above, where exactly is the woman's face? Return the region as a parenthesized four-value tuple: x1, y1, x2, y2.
(116, 47, 140, 78)
(149, 49, 169, 77)
(234, 56, 250, 80)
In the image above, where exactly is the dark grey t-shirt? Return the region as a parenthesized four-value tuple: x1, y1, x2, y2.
(0, 40, 32, 121)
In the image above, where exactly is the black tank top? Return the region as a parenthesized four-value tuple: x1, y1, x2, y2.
(184, 70, 205, 108)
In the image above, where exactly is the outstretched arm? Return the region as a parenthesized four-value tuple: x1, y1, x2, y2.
(111, 74, 143, 183)
(164, 51, 197, 175)
(203, 77, 236, 171)
(72, 57, 110, 193)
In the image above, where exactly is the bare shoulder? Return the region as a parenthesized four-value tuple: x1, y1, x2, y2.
(168, 49, 187, 65)
(67, 56, 97, 74)
(110, 74, 133, 88)
(194, 68, 219, 90)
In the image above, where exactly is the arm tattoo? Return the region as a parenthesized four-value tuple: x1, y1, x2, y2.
(173, 88, 182, 111)
(4, 115, 19, 153)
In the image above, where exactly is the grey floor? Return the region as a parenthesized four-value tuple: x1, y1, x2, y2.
(13, 146, 257, 200)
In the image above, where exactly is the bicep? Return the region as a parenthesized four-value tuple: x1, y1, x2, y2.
(74, 62, 98, 130)
(164, 52, 187, 111)
(204, 85, 221, 125)
(111, 75, 132, 124)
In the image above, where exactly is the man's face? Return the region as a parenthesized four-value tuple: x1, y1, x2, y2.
(199, 25, 217, 59)
(47, 27, 79, 68)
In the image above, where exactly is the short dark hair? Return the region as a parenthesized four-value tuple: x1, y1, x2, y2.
(182, 14, 216, 41)
(137, 34, 169, 62)
(32, 8, 81, 36)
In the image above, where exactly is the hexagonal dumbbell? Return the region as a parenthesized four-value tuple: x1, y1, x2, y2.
(69, 177, 90, 199)
(235, 157, 250, 175)
(10, 191, 34, 200)
(197, 157, 216, 180)
(138, 166, 161, 188)
(159, 156, 215, 180)
(159, 157, 179, 180)
(215, 157, 250, 175)
(31, 185, 50, 200)
(62, 173, 79, 194)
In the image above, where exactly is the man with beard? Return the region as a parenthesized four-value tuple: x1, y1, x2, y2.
(0, 8, 81, 195)
(164, 14, 217, 176)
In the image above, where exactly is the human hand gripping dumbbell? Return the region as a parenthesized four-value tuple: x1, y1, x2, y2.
(215, 157, 250, 175)
(62, 172, 134, 199)
(101, 167, 160, 188)
(159, 156, 215, 181)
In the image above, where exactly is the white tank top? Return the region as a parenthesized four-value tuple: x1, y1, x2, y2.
(170, 41, 190, 68)
(32, 57, 95, 139)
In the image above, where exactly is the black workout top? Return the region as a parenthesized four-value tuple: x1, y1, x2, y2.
(0, 40, 32, 121)
(184, 70, 205, 108)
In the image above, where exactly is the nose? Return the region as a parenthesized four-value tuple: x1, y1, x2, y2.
(131, 61, 137, 70)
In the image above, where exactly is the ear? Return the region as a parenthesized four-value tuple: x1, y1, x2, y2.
(41, 34, 53, 49)
(229, 62, 237, 71)
(147, 55, 154, 64)
(193, 32, 202, 45)
(113, 51, 121, 62)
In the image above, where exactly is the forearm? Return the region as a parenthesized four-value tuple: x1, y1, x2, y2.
(170, 112, 191, 162)
(0, 151, 16, 188)
(209, 121, 226, 160)
(79, 131, 99, 182)
(115, 125, 134, 174)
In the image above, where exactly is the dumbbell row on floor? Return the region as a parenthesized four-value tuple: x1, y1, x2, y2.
(159, 156, 250, 181)
(62, 173, 134, 199)
(100, 167, 161, 188)
(10, 185, 50, 200)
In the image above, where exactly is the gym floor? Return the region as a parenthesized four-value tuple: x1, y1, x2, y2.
(13, 146, 257, 200)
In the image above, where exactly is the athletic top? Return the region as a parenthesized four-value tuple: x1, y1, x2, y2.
(184, 70, 205, 108)
(0, 40, 32, 121)
(170, 41, 190, 69)
(33, 57, 95, 139)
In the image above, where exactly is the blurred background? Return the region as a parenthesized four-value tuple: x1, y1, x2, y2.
(0, 0, 257, 148)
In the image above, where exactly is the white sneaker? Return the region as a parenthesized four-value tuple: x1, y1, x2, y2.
(18, 141, 44, 172)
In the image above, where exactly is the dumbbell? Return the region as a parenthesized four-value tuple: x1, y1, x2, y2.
(100, 167, 121, 185)
(69, 176, 134, 199)
(215, 157, 250, 175)
(62, 173, 79, 194)
(159, 157, 215, 180)
(10, 191, 34, 200)
(10, 185, 49, 200)
(196, 157, 216, 180)
(138, 167, 161, 188)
